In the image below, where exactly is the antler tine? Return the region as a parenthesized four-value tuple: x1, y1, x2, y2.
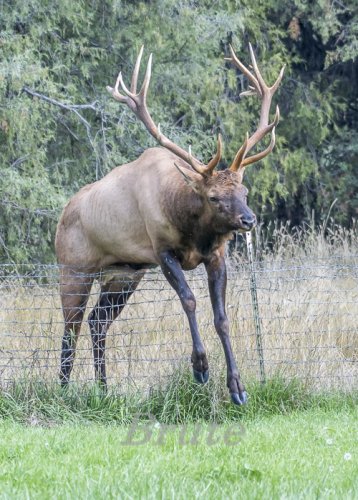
(130, 45, 144, 94)
(185, 134, 221, 176)
(117, 72, 138, 102)
(186, 134, 222, 176)
(138, 52, 152, 103)
(240, 85, 257, 98)
(106, 72, 127, 103)
(270, 64, 286, 94)
(232, 106, 279, 172)
(205, 133, 223, 174)
(247, 105, 280, 150)
(108, 47, 152, 105)
(187, 145, 208, 176)
(108, 46, 221, 177)
(186, 146, 202, 174)
(231, 111, 279, 173)
(248, 42, 267, 94)
(229, 133, 249, 172)
(226, 44, 261, 96)
(242, 127, 276, 167)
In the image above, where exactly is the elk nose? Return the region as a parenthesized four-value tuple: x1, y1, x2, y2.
(241, 215, 257, 229)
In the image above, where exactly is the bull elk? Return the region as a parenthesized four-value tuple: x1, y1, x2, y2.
(56, 44, 284, 404)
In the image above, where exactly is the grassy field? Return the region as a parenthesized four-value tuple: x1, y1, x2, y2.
(0, 405, 356, 499)
(0, 376, 357, 498)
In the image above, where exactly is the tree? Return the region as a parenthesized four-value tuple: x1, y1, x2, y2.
(0, 0, 356, 263)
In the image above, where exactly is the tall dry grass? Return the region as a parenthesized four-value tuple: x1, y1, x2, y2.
(0, 222, 357, 392)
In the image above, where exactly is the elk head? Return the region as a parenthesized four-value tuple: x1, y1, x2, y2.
(107, 44, 285, 234)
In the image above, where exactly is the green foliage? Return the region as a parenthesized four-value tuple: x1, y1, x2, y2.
(0, 0, 357, 262)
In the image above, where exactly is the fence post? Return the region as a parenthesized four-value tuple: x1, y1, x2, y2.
(245, 231, 266, 384)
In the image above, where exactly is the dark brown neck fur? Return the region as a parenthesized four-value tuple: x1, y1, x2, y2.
(163, 180, 231, 259)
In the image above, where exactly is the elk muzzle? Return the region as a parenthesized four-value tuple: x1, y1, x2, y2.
(237, 212, 257, 231)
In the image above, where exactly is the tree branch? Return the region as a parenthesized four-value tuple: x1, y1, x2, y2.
(22, 86, 107, 180)
(22, 86, 100, 129)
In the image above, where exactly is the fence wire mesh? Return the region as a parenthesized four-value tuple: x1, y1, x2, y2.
(0, 255, 357, 392)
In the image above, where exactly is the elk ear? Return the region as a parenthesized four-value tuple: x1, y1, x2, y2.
(174, 162, 201, 194)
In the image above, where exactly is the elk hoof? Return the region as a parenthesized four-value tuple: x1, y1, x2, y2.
(231, 391, 248, 405)
(193, 368, 209, 384)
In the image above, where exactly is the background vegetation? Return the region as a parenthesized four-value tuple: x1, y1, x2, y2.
(0, 0, 357, 263)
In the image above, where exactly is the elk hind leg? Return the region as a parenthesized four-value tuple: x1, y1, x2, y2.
(88, 269, 145, 387)
(59, 270, 94, 387)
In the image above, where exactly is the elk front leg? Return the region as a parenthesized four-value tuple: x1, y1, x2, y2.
(159, 250, 209, 384)
(206, 253, 247, 405)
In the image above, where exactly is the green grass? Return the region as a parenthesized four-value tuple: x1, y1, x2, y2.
(1, 373, 357, 498)
(1, 371, 357, 425)
(0, 407, 357, 499)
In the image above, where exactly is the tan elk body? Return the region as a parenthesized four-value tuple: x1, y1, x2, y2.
(56, 44, 284, 404)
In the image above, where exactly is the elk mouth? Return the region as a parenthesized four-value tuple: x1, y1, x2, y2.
(235, 216, 257, 232)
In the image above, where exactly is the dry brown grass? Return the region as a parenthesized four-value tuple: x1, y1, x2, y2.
(1, 224, 357, 392)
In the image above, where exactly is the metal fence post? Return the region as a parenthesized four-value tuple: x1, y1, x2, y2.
(245, 231, 266, 384)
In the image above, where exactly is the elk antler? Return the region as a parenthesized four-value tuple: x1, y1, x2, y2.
(226, 43, 285, 172)
(107, 46, 222, 177)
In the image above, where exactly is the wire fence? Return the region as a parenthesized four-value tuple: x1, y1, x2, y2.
(0, 253, 357, 393)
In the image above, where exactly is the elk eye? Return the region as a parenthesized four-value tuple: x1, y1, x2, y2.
(209, 196, 218, 202)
